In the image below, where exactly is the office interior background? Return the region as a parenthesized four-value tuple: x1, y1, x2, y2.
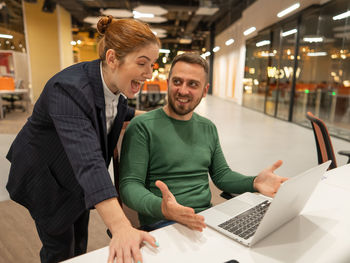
(1, 0, 350, 261)
(0, 0, 349, 140)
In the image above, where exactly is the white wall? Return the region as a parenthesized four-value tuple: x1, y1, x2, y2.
(212, 0, 329, 104)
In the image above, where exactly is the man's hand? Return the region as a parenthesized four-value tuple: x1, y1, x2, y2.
(108, 224, 157, 263)
(155, 180, 206, 232)
(254, 160, 288, 197)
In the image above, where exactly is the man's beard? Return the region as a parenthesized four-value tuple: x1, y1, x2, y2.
(167, 93, 203, 116)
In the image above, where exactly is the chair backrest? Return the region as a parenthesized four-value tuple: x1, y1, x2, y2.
(306, 111, 337, 170)
(146, 84, 160, 93)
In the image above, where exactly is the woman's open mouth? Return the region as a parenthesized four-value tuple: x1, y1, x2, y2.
(131, 80, 143, 94)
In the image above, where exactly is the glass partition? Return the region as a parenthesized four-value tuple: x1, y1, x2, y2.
(294, 0, 350, 140)
(243, 0, 350, 141)
(243, 32, 271, 113)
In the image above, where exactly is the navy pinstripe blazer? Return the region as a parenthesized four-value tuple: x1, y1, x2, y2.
(6, 59, 135, 234)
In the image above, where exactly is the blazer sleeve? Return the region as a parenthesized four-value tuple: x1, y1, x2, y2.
(48, 83, 117, 209)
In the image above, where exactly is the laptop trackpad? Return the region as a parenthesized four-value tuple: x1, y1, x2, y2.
(215, 193, 267, 217)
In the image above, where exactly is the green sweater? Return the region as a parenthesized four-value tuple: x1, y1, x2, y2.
(119, 108, 256, 226)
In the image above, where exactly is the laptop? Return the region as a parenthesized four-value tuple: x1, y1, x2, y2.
(199, 161, 331, 247)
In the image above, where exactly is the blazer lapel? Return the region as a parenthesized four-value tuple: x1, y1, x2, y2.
(87, 60, 108, 162)
(107, 95, 127, 161)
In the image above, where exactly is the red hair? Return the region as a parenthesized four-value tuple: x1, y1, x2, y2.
(97, 16, 160, 62)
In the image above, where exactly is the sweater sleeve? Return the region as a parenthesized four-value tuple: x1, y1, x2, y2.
(209, 126, 256, 194)
(119, 120, 164, 221)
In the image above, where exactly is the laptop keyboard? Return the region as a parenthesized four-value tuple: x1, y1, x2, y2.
(218, 200, 271, 240)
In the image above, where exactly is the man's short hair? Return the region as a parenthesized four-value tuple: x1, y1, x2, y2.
(168, 52, 209, 84)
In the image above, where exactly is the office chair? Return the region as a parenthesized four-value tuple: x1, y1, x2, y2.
(306, 111, 350, 170)
(147, 84, 163, 108)
(138, 83, 165, 110)
(2, 79, 26, 112)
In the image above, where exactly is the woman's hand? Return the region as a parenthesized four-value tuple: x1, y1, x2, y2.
(95, 197, 158, 263)
(108, 223, 157, 263)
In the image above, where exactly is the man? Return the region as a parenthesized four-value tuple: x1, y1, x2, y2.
(119, 52, 287, 231)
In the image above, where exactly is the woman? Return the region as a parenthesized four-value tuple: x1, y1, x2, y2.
(6, 16, 160, 263)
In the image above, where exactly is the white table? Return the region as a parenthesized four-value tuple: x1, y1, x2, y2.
(0, 89, 29, 119)
(64, 164, 350, 263)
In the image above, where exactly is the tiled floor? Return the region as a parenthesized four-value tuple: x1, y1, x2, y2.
(1, 95, 350, 201)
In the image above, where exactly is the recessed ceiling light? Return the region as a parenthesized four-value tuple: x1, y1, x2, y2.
(0, 34, 13, 39)
(135, 16, 167, 23)
(213, 46, 220, 52)
(83, 16, 100, 25)
(225, 39, 234, 46)
(101, 9, 133, 18)
(243, 27, 256, 36)
(159, 49, 170, 53)
(256, 40, 270, 47)
(134, 5, 167, 16)
(307, 52, 327, 56)
(179, 38, 192, 44)
(303, 37, 323, 43)
(333, 10, 350, 20)
(281, 29, 297, 37)
(133, 11, 154, 18)
(277, 3, 300, 18)
(151, 28, 167, 34)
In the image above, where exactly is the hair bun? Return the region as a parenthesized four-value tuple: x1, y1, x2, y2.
(97, 15, 113, 35)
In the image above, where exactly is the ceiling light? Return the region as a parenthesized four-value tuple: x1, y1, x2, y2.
(277, 3, 300, 18)
(133, 11, 154, 18)
(196, 7, 219, 16)
(134, 5, 167, 16)
(333, 10, 350, 20)
(331, 54, 338, 59)
(256, 40, 270, 47)
(84, 16, 100, 25)
(101, 9, 133, 18)
(70, 41, 77, 46)
(135, 16, 167, 23)
(282, 28, 297, 37)
(0, 34, 13, 39)
(225, 39, 234, 46)
(157, 34, 167, 38)
(303, 37, 323, 43)
(260, 52, 274, 57)
(213, 46, 220, 52)
(179, 38, 192, 44)
(307, 52, 327, 56)
(151, 28, 167, 35)
(243, 27, 256, 36)
(159, 49, 170, 54)
(201, 51, 211, 58)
